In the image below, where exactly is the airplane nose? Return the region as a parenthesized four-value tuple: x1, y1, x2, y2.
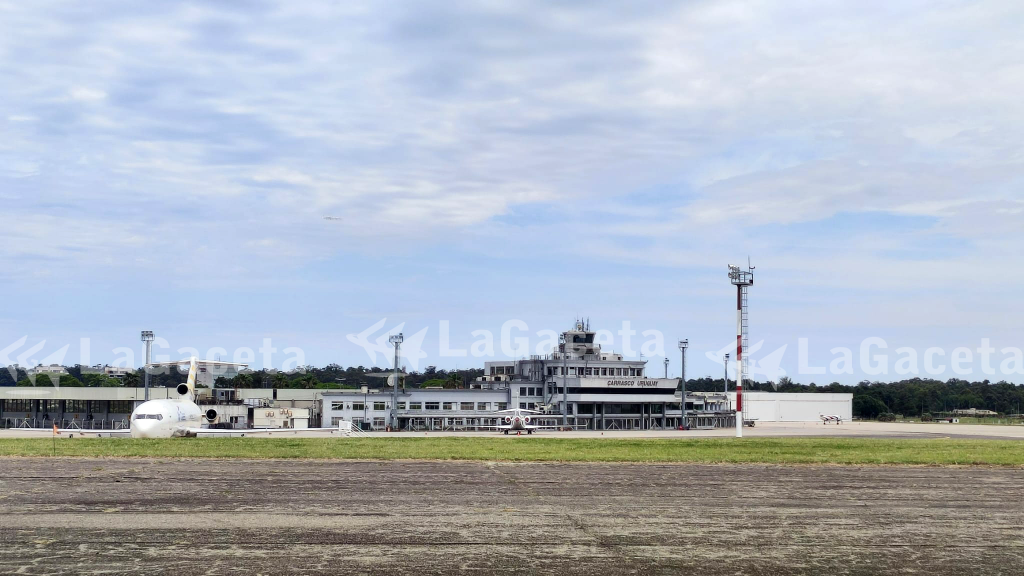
(131, 420, 157, 438)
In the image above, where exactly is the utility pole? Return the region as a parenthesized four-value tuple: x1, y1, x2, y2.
(389, 333, 403, 431)
(140, 331, 154, 401)
(678, 340, 688, 430)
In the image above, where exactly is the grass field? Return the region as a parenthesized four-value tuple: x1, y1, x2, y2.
(0, 437, 1022, 466)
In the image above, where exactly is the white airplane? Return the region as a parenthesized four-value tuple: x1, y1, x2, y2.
(37, 358, 344, 439)
(487, 408, 563, 435)
(820, 414, 843, 425)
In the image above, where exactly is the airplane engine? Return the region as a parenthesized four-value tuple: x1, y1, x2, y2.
(504, 416, 512, 424)
(176, 383, 190, 396)
(205, 409, 218, 421)
(524, 417, 531, 424)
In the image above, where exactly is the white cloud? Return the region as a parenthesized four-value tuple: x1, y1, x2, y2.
(0, 0, 1019, 298)
(68, 87, 107, 101)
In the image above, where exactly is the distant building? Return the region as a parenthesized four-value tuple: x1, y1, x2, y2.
(952, 408, 998, 416)
(27, 364, 68, 376)
(80, 365, 135, 380)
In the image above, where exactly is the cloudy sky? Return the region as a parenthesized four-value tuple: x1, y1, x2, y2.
(1, 1, 1022, 382)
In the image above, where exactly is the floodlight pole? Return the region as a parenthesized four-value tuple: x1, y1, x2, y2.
(678, 340, 688, 430)
(141, 331, 154, 401)
(728, 263, 754, 438)
(664, 357, 669, 379)
(389, 333, 403, 430)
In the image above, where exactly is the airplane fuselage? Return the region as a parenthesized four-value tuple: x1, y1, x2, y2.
(498, 409, 539, 434)
(130, 399, 203, 438)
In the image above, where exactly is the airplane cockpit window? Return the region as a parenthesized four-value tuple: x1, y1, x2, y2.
(132, 414, 164, 421)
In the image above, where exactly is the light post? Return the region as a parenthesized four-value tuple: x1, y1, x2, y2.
(389, 334, 403, 430)
(664, 357, 669, 378)
(678, 340, 688, 429)
(728, 262, 754, 437)
(560, 333, 568, 428)
(140, 331, 154, 401)
(723, 353, 729, 396)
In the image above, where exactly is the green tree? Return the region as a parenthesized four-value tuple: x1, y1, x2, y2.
(273, 372, 289, 388)
(447, 371, 462, 389)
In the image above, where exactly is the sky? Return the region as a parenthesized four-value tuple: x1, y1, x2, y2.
(1, 1, 1023, 383)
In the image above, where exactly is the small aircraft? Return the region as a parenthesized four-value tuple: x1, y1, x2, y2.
(32, 358, 344, 439)
(488, 408, 562, 435)
(820, 414, 843, 425)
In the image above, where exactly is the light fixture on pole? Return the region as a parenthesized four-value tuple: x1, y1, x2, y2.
(389, 333, 403, 430)
(140, 331, 154, 401)
(723, 353, 730, 396)
(728, 261, 754, 438)
(560, 333, 568, 428)
(678, 339, 688, 430)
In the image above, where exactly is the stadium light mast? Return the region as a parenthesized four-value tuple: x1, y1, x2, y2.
(389, 333, 403, 431)
(728, 262, 754, 438)
(141, 331, 154, 401)
(678, 339, 688, 430)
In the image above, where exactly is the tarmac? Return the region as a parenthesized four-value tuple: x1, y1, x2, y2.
(1, 457, 1022, 575)
(4, 420, 1024, 439)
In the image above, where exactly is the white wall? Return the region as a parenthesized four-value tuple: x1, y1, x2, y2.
(728, 392, 853, 422)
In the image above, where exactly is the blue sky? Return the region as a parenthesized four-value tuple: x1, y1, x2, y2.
(1, 1, 1023, 383)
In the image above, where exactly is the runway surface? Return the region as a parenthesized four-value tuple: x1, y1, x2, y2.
(5, 420, 1024, 439)
(1, 458, 1022, 575)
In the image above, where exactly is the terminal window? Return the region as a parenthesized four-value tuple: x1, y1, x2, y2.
(330, 401, 345, 410)
(460, 402, 474, 410)
(373, 402, 387, 411)
(352, 402, 365, 411)
(443, 402, 454, 410)
(409, 402, 422, 410)
(477, 402, 488, 410)
(497, 402, 507, 410)
(425, 402, 439, 410)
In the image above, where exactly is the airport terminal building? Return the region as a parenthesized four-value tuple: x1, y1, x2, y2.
(321, 322, 734, 431)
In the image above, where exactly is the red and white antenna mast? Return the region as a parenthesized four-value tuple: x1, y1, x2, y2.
(728, 261, 754, 438)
